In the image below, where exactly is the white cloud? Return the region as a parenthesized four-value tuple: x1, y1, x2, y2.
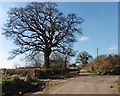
(79, 35, 89, 41)
(108, 46, 118, 54)
(108, 46, 117, 51)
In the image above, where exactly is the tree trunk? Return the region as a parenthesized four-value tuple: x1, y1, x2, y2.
(44, 48, 51, 69)
(64, 55, 67, 68)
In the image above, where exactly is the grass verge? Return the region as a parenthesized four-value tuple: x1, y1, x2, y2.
(2, 75, 45, 96)
(118, 80, 120, 94)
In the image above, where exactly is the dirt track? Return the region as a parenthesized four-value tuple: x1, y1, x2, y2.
(45, 76, 118, 94)
(32, 70, 119, 95)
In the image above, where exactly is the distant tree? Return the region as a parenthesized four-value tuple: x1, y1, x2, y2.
(97, 55, 107, 59)
(76, 51, 93, 66)
(50, 52, 64, 68)
(13, 62, 20, 69)
(68, 64, 76, 67)
(50, 52, 71, 68)
(3, 2, 83, 69)
(70, 63, 77, 67)
(29, 52, 42, 67)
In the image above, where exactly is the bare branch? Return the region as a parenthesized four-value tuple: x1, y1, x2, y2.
(3, 2, 83, 68)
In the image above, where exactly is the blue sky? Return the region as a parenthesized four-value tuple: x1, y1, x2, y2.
(0, 2, 118, 68)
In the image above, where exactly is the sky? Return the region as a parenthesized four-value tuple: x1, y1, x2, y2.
(0, 2, 118, 68)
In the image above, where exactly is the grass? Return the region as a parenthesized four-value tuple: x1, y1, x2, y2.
(115, 80, 120, 94)
(118, 80, 120, 93)
(0, 79, 2, 84)
(0, 75, 2, 84)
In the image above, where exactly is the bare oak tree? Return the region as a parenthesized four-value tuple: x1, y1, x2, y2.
(3, 2, 83, 68)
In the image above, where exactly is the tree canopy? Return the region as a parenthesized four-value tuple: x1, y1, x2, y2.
(76, 51, 93, 66)
(3, 2, 84, 68)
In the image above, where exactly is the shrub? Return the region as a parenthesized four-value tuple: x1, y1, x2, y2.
(35, 68, 69, 79)
(91, 66, 95, 72)
(2, 75, 44, 96)
(86, 55, 120, 75)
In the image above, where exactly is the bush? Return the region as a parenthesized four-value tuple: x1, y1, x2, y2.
(35, 68, 69, 79)
(2, 75, 44, 96)
(3, 68, 36, 77)
(91, 66, 95, 72)
(86, 55, 120, 75)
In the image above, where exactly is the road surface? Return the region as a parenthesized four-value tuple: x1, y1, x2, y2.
(44, 70, 118, 95)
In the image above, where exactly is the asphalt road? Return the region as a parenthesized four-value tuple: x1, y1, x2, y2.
(45, 70, 118, 95)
